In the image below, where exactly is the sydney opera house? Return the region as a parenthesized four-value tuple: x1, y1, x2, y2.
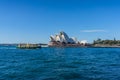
(48, 31, 88, 47)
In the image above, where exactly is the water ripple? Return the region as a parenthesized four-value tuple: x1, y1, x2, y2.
(0, 47, 120, 80)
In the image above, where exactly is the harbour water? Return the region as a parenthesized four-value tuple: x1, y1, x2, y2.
(0, 46, 120, 80)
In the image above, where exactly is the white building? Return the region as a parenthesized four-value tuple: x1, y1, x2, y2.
(79, 40, 88, 45)
(50, 31, 88, 45)
(50, 31, 76, 44)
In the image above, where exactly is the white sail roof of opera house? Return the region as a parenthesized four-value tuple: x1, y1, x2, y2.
(50, 31, 77, 44)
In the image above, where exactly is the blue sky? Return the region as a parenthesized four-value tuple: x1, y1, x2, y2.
(0, 0, 120, 43)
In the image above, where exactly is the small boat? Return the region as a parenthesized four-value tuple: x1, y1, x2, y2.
(17, 44, 41, 49)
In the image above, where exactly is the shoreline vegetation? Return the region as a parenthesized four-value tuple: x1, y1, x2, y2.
(93, 38, 120, 48)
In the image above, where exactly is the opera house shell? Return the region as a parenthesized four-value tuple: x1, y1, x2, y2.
(48, 31, 88, 47)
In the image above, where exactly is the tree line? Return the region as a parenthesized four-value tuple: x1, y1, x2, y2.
(93, 38, 120, 45)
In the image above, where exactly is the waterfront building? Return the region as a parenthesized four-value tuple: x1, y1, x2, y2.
(50, 31, 76, 44)
(49, 31, 88, 47)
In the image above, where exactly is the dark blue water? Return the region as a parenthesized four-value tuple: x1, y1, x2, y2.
(0, 46, 120, 80)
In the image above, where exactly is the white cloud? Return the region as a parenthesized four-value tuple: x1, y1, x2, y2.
(81, 30, 107, 33)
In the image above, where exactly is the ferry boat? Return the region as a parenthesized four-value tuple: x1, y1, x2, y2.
(17, 44, 41, 49)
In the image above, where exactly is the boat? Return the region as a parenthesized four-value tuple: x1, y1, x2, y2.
(17, 44, 41, 49)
